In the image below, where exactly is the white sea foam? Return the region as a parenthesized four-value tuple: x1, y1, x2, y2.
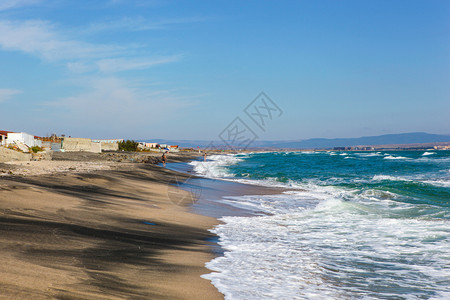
(219, 192, 319, 215)
(359, 189, 400, 201)
(354, 152, 383, 157)
(189, 154, 243, 178)
(422, 152, 436, 156)
(197, 152, 450, 299)
(372, 174, 450, 188)
(232, 177, 292, 189)
(423, 179, 450, 188)
(372, 174, 412, 182)
(300, 151, 317, 154)
(231, 176, 348, 196)
(203, 189, 450, 299)
(383, 155, 411, 160)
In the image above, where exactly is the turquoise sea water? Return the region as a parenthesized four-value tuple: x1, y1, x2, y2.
(191, 151, 450, 299)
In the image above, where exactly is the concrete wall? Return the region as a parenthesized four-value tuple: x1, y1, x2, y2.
(62, 138, 101, 153)
(92, 139, 123, 144)
(62, 138, 93, 152)
(91, 142, 102, 153)
(100, 142, 118, 151)
(92, 139, 122, 151)
(0, 147, 32, 163)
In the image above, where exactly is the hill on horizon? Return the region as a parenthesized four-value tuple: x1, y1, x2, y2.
(141, 132, 450, 149)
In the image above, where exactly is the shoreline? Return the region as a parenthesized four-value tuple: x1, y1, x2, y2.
(0, 153, 223, 299)
(171, 154, 292, 296)
(167, 156, 287, 219)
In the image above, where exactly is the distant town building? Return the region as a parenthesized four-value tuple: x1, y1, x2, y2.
(145, 143, 158, 148)
(434, 145, 450, 150)
(353, 146, 374, 150)
(168, 145, 179, 152)
(333, 146, 374, 151)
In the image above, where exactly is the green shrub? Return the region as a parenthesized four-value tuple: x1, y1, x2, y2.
(118, 140, 139, 152)
(31, 146, 43, 153)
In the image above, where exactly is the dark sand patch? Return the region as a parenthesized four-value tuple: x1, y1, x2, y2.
(0, 162, 222, 299)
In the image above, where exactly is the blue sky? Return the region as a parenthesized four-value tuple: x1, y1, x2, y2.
(0, 0, 448, 140)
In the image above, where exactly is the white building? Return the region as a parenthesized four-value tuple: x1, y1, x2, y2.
(7, 132, 42, 147)
(145, 143, 158, 148)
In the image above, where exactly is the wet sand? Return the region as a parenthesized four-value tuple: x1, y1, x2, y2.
(0, 161, 222, 299)
(166, 159, 288, 218)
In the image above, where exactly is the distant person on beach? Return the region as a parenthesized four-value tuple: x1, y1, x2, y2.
(162, 152, 167, 167)
(204, 152, 207, 161)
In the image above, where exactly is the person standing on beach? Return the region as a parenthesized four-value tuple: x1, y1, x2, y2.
(161, 151, 167, 167)
(203, 152, 207, 161)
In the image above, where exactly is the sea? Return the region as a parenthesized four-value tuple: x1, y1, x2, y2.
(189, 150, 450, 299)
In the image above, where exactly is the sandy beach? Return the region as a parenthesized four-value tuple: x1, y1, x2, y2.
(0, 152, 223, 299)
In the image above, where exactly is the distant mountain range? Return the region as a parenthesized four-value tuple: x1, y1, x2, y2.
(142, 132, 450, 149)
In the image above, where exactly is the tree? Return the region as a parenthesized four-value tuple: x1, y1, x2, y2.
(118, 140, 139, 152)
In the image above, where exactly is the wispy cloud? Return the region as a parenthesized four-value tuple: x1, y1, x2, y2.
(0, 19, 181, 73)
(65, 55, 181, 74)
(0, 88, 22, 102)
(0, 20, 122, 61)
(0, 3, 197, 137)
(96, 55, 182, 73)
(0, 0, 41, 11)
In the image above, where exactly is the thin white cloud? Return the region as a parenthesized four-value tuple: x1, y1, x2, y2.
(0, 19, 181, 73)
(0, 20, 123, 61)
(0, 89, 22, 102)
(96, 55, 181, 73)
(66, 55, 181, 74)
(0, 0, 41, 11)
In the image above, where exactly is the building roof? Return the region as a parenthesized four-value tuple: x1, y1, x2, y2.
(0, 130, 13, 136)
